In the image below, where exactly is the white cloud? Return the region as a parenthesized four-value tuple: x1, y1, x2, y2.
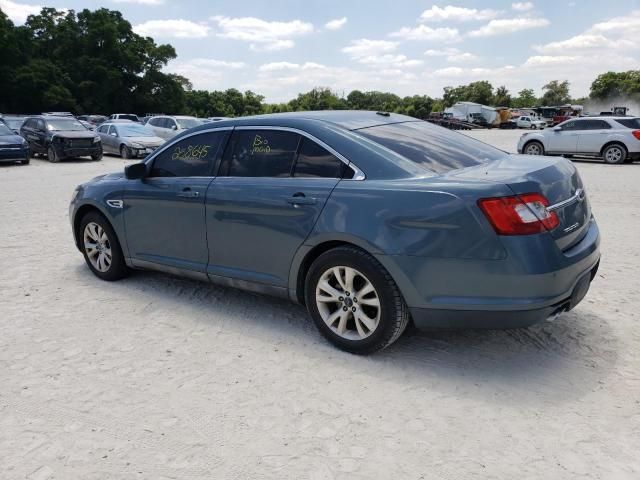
(133, 19, 210, 38)
(419, 5, 500, 22)
(112, 0, 164, 5)
(342, 38, 398, 57)
(211, 15, 313, 51)
(325, 17, 347, 30)
(512, 2, 534, 11)
(424, 47, 460, 57)
(468, 17, 549, 37)
(390, 24, 459, 42)
(0, 0, 41, 24)
(357, 54, 423, 68)
(447, 52, 479, 63)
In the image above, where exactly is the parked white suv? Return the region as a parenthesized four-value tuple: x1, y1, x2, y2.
(108, 113, 141, 123)
(146, 115, 203, 140)
(517, 116, 640, 164)
(516, 116, 546, 129)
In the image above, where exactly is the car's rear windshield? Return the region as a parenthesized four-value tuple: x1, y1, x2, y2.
(119, 114, 139, 122)
(46, 119, 87, 131)
(614, 118, 640, 128)
(4, 118, 24, 129)
(356, 121, 506, 174)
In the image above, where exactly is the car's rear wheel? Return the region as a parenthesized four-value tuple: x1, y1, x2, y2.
(47, 146, 59, 163)
(120, 145, 131, 159)
(305, 246, 410, 354)
(524, 141, 544, 155)
(79, 212, 128, 281)
(602, 144, 627, 164)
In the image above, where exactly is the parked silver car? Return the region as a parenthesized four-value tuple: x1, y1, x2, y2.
(96, 122, 164, 159)
(146, 115, 204, 140)
(517, 116, 640, 164)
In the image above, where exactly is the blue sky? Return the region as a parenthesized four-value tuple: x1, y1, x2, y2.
(2, 0, 639, 102)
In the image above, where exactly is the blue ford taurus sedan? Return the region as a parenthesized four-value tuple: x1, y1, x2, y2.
(69, 111, 600, 353)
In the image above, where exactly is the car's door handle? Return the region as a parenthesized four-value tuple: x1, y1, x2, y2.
(177, 187, 199, 198)
(286, 193, 317, 205)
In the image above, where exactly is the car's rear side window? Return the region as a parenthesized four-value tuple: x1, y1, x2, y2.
(615, 118, 640, 128)
(222, 130, 301, 177)
(356, 121, 505, 174)
(149, 131, 228, 177)
(293, 138, 344, 178)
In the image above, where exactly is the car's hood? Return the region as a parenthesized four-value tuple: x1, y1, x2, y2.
(50, 131, 98, 139)
(0, 134, 26, 145)
(89, 171, 125, 183)
(123, 136, 164, 146)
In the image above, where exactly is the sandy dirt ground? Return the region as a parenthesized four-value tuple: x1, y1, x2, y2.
(1, 129, 639, 479)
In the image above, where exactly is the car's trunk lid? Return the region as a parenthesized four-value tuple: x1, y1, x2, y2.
(452, 154, 591, 249)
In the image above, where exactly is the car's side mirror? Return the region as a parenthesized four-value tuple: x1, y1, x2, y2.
(171, 125, 177, 130)
(553, 126, 561, 132)
(125, 162, 147, 180)
(110, 132, 118, 137)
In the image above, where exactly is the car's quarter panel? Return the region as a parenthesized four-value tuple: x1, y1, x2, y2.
(206, 177, 339, 287)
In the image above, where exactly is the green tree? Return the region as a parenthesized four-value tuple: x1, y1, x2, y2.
(493, 86, 511, 107)
(442, 81, 494, 107)
(288, 87, 346, 111)
(590, 71, 640, 101)
(512, 88, 537, 108)
(540, 80, 571, 106)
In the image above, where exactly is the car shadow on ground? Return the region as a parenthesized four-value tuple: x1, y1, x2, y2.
(73, 263, 617, 405)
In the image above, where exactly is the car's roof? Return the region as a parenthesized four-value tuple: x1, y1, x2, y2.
(188, 110, 417, 132)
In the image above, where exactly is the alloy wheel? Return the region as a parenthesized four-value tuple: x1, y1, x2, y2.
(525, 143, 543, 155)
(315, 266, 381, 340)
(83, 222, 112, 272)
(605, 147, 623, 163)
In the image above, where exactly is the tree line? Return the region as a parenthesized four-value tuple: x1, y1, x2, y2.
(1, 7, 639, 119)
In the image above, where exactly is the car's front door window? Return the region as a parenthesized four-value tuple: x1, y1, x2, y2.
(149, 131, 228, 177)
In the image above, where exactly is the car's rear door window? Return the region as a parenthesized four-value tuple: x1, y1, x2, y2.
(149, 131, 229, 177)
(355, 121, 505, 174)
(222, 130, 301, 177)
(293, 138, 345, 178)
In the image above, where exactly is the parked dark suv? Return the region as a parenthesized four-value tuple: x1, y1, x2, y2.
(20, 116, 102, 162)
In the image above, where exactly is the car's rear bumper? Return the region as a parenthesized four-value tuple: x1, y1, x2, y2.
(409, 259, 598, 330)
(376, 218, 601, 330)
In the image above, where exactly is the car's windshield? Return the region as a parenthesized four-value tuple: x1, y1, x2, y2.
(4, 119, 24, 129)
(614, 118, 640, 129)
(118, 114, 139, 122)
(46, 119, 87, 131)
(356, 121, 506, 174)
(176, 118, 202, 129)
(0, 123, 14, 135)
(116, 124, 155, 137)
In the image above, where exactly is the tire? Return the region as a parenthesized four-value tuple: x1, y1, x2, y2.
(602, 143, 627, 164)
(79, 211, 128, 281)
(530, 125, 537, 130)
(21, 158, 30, 165)
(91, 150, 103, 161)
(47, 146, 59, 163)
(120, 145, 131, 160)
(524, 141, 544, 156)
(304, 246, 410, 354)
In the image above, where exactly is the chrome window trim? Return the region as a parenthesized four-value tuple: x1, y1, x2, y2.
(234, 125, 366, 180)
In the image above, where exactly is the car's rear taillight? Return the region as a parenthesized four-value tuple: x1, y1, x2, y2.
(478, 193, 559, 235)
(632, 130, 640, 140)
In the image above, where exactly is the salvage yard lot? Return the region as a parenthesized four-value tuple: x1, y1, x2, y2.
(1, 129, 639, 479)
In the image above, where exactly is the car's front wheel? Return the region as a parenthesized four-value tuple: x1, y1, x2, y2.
(602, 143, 627, 164)
(524, 141, 544, 155)
(91, 150, 103, 161)
(79, 211, 128, 281)
(47, 146, 59, 163)
(530, 125, 537, 129)
(305, 246, 410, 354)
(120, 145, 131, 159)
